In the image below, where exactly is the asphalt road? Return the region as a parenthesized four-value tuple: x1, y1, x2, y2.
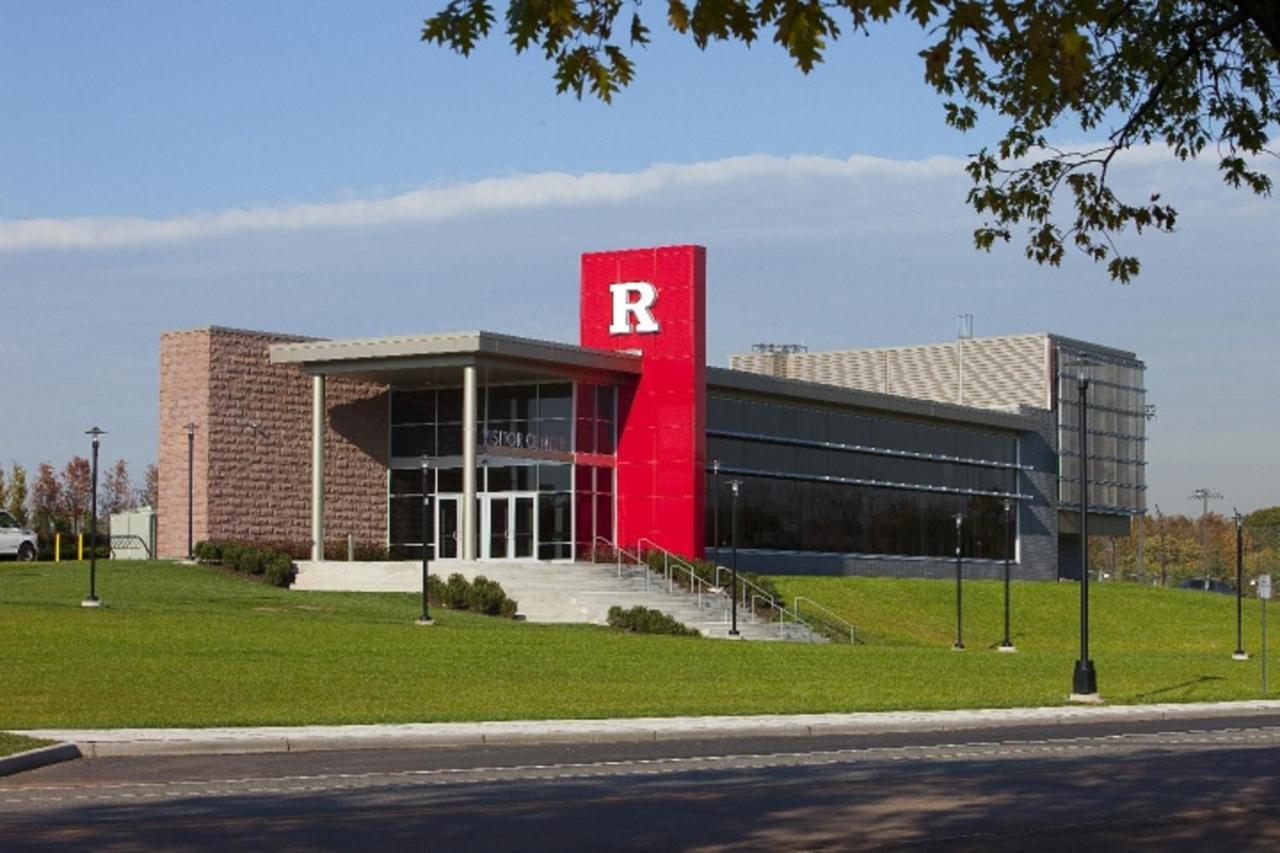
(4, 714, 1280, 851)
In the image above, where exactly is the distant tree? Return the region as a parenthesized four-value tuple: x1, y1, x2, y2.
(138, 462, 159, 511)
(61, 457, 92, 535)
(7, 463, 29, 526)
(423, 0, 1280, 282)
(1246, 506, 1280, 532)
(0, 466, 6, 515)
(31, 463, 61, 535)
(101, 458, 135, 516)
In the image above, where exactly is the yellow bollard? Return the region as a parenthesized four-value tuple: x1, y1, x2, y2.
(77, 534, 83, 561)
(55, 533, 61, 562)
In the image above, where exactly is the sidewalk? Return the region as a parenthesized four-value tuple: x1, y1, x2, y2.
(19, 699, 1280, 759)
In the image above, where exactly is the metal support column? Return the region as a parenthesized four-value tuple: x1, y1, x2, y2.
(310, 374, 326, 562)
(461, 365, 478, 561)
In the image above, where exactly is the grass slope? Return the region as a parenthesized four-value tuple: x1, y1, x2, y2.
(0, 561, 1274, 729)
(0, 732, 54, 757)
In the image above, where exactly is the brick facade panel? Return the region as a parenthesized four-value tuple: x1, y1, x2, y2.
(157, 327, 387, 558)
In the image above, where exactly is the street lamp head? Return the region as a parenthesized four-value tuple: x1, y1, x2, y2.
(85, 425, 106, 447)
(954, 512, 963, 527)
(421, 455, 431, 472)
(730, 479, 740, 497)
(185, 421, 197, 436)
(713, 459, 720, 474)
(1003, 499, 1012, 513)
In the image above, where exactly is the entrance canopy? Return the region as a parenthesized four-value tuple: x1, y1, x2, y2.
(269, 330, 641, 386)
(268, 331, 640, 561)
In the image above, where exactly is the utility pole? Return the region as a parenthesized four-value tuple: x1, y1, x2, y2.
(1189, 487, 1223, 581)
(1155, 504, 1169, 587)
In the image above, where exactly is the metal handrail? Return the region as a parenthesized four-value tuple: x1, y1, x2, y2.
(713, 565, 783, 614)
(592, 536, 643, 581)
(594, 536, 852, 642)
(794, 596, 856, 643)
(630, 537, 729, 621)
(638, 538, 797, 630)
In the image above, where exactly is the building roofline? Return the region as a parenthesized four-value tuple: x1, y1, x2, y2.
(1047, 334, 1143, 366)
(733, 331, 1140, 365)
(707, 366, 1044, 432)
(269, 330, 642, 377)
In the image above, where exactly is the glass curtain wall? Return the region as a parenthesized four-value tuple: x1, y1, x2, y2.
(706, 395, 1021, 560)
(1054, 349, 1147, 514)
(573, 383, 617, 558)
(387, 381, 615, 559)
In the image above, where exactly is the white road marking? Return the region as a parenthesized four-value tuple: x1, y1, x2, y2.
(4, 726, 1280, 812)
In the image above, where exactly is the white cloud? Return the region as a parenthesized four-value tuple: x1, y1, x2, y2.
(0, 153, 968, 252)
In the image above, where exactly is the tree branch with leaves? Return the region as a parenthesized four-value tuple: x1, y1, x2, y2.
(423, 0, 1279, 281)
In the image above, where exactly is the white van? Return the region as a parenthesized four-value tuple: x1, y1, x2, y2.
(0, 510, 37, 560)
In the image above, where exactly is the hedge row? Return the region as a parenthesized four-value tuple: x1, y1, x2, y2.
(210, 539, 395, 562)
(193, 540, 297, 588)
(607, 605, 701, 637)
(427, 572, 519, 618)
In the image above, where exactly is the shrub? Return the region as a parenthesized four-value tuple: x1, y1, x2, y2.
(468, 575, 518, 617)
(607, 605, 701, 637)
(443, 573, 472, 610)
(262, 552, 297, 588)
(194, 540, 223, 562)
(192, 539, 296, 588)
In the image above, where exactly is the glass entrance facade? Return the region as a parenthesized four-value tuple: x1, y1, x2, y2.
(386, 380, 614, 560)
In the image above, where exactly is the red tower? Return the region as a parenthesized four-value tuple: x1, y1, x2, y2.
(580, 245, 707, 559)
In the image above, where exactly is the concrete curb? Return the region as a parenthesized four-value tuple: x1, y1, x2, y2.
(0, 743, 82, 777)
(19, 700, 1280, 759)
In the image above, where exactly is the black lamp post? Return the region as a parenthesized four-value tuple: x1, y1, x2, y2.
(1072, 369, 1098, 698)
(729, 479, 741, 637)
(952, 512, 964, 650)
(1000, 498, 1016, 652)
(417, 456, 433, 626)
(712, 459, 721, 566)
(185, 422, 196, 559)
(1233, 509, 1247, 660)
(82, 426, 106, 608)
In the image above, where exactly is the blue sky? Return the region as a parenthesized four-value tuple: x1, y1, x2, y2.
(2, 2, 1277, 516)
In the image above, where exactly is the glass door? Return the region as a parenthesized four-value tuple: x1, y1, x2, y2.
(437, 496, 460, 560)
(485, 496, 511, 560)
(513, 496, 535, 558)
(479, 493, 538, 560)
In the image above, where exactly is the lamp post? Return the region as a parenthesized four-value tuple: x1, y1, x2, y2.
(1072, 368, 1098, 699)
(729, 479, 741, 637)
(82, 426, 106, 608)
(1000, 499, 1016, 652)
(712, 459, 721, 566)
(185, 422, 196, 559)
(417, 456, 433, 626)
(1233, 509, 1246, 660)
(952, 512, 964, 651)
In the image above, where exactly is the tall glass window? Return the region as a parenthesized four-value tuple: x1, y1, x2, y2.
(705, 392, 1021, 561)
(707, 474, 1012, 560)
(387, 381, 615, 559)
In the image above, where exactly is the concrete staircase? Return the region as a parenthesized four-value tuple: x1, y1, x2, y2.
(293, 559, 824, 642)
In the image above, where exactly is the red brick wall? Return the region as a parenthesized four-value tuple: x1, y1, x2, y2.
(157, 327, 387, 558)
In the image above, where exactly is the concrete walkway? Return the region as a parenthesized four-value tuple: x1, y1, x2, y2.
(20, 700, 1280, 759)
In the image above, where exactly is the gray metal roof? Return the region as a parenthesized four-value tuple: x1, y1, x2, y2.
(706, 366, 1044, 432)
(269, 330, 641, 386)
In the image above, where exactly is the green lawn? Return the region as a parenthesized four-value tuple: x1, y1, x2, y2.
(0, 732, 54, 758)
(0, 560, 1275, 730)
